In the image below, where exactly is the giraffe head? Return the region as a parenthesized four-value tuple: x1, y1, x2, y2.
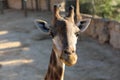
(34, 5, 91, 66)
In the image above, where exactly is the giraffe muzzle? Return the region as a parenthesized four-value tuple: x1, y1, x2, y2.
(60, 50, 78, 66)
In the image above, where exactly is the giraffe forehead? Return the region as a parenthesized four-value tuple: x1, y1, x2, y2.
(53, 20, 77, 34)
(52, 20, 78, 50)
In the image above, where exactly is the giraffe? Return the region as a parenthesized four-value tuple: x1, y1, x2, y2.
(34, 0, 91, 80)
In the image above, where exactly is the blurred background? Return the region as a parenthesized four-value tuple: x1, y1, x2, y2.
(1, 0, 120, 21)
(66, 0, 120, 21)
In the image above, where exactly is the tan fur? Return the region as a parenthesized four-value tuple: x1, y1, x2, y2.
(45, 1, 83, 80)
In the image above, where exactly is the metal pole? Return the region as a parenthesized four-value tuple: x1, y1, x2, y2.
(31, 0, 33, 10)
(21, 0, 24, 10)
(0, 0, 4, 14)
(47, 0, 50, 11)
(35, 0, 38, 11)
(24, 0, 27, 17)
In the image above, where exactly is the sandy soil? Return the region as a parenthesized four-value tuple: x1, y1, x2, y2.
(0, 10, 120, 80)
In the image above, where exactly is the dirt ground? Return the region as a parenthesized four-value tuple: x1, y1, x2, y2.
(0, 10, 120, 80)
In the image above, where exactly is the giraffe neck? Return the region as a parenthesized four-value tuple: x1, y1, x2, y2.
(45, 49, 65, 80)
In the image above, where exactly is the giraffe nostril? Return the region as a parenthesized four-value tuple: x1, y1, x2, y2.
(64, 50, 75, 54)
(64, 50, 70, 54)
(72, 50, 75, 53)
(64, 50, 68, 54)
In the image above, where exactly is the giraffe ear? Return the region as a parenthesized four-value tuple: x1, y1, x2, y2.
(34, 19, 50, 33)
(76, 19, 91, 32)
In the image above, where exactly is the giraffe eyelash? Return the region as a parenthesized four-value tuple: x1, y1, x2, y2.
(75, 32, 80, 37)
(50, 32, 54, 38)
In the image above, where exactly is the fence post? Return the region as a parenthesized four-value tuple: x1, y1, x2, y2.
(47, 0, 50, 11)
(24, 0, 27, 17)
(92, 0, 96, 18)
(35, 0, 38, 11)
(0, 0, 4, 14)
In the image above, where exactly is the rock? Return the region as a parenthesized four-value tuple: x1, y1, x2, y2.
(96, 19, 109, 44)
(81, 14, 120, 49)
(85, 18, 109, 43)
(84, 19, 97, 38)
(109, 21, 120, 49)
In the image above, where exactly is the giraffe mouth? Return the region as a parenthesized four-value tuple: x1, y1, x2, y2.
(60, 53, 78, 66)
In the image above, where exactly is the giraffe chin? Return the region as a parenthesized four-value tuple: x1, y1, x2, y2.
(60, 53, 78, 66)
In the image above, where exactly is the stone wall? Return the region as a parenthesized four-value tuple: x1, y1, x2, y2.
(82, 14, 120, 49)
(8, 0, 48, 10)
(8, 0, 65, 11)
(8, 0, 21, 9)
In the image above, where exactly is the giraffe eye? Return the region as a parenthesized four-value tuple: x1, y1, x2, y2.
(75, 32, 80, 37)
